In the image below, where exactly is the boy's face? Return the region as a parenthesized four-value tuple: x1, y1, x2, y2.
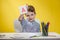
(25, 12, 36, 22)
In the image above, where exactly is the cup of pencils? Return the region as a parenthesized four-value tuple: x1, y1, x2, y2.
(41, 22, 50, 36)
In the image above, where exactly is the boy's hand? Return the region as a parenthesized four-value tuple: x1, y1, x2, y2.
(18, 14, 25, 21)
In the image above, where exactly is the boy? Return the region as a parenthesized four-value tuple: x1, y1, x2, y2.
(18, 5, 40, 32)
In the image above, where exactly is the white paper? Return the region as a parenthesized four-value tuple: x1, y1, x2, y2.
(19, 5, 28, 14)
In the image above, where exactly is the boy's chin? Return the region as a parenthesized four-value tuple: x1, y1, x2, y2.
(29, 20, 34, 22)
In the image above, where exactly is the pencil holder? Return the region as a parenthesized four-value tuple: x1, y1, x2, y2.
(41, 22, 49, 36)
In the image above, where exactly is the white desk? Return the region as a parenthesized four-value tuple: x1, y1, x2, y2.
(0, 32, 60, 40)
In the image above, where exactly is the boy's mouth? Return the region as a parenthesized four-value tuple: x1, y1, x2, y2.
(29, 19, 34, 22)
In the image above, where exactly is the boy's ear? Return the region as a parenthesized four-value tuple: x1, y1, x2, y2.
(34, 13, 36, 16)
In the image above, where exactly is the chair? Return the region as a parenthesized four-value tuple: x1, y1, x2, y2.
(14, 19, 22, 32)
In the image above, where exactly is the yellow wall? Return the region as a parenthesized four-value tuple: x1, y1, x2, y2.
(0, 0, 60, 33)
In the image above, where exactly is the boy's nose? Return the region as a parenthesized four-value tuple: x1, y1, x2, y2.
(29, 16, 32, 19)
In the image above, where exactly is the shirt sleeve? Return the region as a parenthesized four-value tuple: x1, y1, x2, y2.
(37, 24, 40, 32)
(20, 18, 27, 27)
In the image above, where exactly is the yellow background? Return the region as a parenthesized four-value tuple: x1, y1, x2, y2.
(0, 0, 60, 33)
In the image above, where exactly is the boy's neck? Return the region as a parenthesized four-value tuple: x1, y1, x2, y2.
(29, 20, 35, 22)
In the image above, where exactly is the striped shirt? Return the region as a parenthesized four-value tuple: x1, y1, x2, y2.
(20, 19, 40, 32)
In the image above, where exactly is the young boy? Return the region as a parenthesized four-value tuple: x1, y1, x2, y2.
(18, 5, 40, 32)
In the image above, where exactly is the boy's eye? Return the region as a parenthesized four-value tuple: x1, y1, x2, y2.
(27, 15, 29, 17)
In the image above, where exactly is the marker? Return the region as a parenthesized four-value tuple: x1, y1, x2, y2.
(45, 22, 50, 33)
(46, 22, 50, 28)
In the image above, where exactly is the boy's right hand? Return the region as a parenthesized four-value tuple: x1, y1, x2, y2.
(18, 14, 25, 21)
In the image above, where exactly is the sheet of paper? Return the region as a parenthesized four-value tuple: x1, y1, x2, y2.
(19, 5, 28, 14)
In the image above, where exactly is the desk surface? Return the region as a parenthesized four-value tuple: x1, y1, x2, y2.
(0, 32, 60, 39)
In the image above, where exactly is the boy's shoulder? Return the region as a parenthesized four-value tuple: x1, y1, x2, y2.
(35, 19, 40, 24)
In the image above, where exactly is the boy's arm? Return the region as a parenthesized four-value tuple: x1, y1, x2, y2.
(18, 14, 27, 26)
(18, 14, 24, 21)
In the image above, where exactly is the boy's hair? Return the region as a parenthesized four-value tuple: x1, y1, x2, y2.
(27, 5, 36, 14)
